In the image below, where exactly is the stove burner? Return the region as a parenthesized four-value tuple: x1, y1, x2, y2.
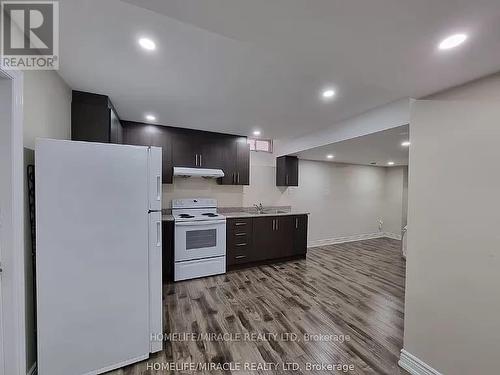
(202, 213, 218, 217)
(179, 214, 195, 218)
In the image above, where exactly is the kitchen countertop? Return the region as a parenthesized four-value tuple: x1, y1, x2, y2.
(161, 211, 309, 221)
(223, 210, 309, 219)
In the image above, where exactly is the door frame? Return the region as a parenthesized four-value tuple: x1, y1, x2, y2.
(0, 67, 26, 375)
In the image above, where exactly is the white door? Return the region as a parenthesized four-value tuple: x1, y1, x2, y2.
(0, 258, 4, 375)
(0, 74, 11, 375)
(36, 140, 151, 375)
(0, 71, 25, 375)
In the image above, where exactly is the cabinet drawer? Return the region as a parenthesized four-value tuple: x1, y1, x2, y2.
(227, 244, 252, 265)
(229, 218, 253, 230)
(229, 231, 251, 244)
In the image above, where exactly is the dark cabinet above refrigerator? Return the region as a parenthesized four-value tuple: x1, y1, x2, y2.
(71, 90, 251, 185)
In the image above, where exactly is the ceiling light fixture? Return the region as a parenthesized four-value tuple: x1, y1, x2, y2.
(401, 141, 411, 147)
(387, 161, 395, 166)
(326, 154, 334, 159)
(138, 37, 156, 51)
(253, 130, 261, 136)
(322, 89, 336, 100)
(438, 33, 468, 50)
(145, 114, 157, 122)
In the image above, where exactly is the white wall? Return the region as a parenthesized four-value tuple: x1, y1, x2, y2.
(383, 166, 406, 237)
(403, 73, 500, 374)
(22, 71, 71, 371)
(164, 151, 403, 244)
(23, 71, 71, 149)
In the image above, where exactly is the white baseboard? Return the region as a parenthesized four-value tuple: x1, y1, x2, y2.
(308, 232, 401, 248)
(308, 232, 385, 247)
(384, 232, 402, 240)
(399, 349, 442, 375)
(27, 362, 36, 375)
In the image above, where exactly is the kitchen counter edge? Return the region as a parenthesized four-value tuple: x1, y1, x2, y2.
(223, 211, 310, 219)
(163, 212, 310, 221)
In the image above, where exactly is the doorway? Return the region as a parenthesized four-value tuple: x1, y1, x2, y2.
(0, 69, 26, 375)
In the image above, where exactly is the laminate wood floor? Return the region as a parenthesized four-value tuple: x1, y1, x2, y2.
(107, 238, 408, 375)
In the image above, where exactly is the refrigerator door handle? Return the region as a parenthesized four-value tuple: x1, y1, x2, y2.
(156, 221, 161, 247)
(148, 147, 162, 211)
(156, 175, 161, 202)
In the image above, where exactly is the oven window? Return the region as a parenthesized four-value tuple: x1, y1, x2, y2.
(186, 229, 217, 250)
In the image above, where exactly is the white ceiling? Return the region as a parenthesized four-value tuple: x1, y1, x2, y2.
(58, 0, 500, 140)
(295, 125, 409, 166)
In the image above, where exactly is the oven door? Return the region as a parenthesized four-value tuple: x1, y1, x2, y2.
(175, 220, 226, 262)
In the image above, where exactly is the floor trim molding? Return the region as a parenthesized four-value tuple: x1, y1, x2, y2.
(308, 232, 385, 247)
(308, 232, 403, 247)
(384, 232, 402, 240)
(399, 349, 443, 375)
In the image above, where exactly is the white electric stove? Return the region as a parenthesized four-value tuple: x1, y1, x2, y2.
(172, 198, 226, 281)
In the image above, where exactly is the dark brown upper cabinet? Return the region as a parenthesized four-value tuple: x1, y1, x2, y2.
(71, 91, 123, 144)
(170, 128, 223, 169)
(218, 136, 250, 185)
(276, 155, 299, 186)
(122, 121, 173, 184)
(71, 90, 249, 185)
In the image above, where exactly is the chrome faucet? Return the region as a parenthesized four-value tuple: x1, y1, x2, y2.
(253, 203, 265, 214)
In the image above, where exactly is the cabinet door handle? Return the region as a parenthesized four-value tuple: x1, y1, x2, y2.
(276, 219, 279, 231)
(237, 172, 240, 184)
(235, 255, 247, 259)
(235, 243, 247, 246)
(235, 222, 246, 226)
(233, 172, 236, 184)
(199, 154, 202, 166)
(272, 219, 275, 231)
(286, 174, 289, 185)
(195, 154, 198, 166)
(235, 232, 246, 236)
(295, 218, 299, 229)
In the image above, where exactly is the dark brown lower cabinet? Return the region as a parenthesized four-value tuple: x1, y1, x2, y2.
(252, 217, 275, 262)
(227, 218, 254, 265)
(292, 214, 308, 255)
(227, 214, 308, 268)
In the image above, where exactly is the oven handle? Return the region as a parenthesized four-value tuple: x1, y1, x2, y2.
(175, 219, 227, 226)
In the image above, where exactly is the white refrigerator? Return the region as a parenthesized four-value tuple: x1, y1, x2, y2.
(35, 139, 163, 375)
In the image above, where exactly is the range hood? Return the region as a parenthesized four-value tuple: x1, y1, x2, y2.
(173, 167, 225, 178)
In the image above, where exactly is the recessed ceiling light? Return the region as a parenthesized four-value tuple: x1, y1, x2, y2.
(138, 37, 156, 51)
(322, 89, 336, 100)
(387, 161, 395, 166)
(253, 130, 261, 136)
(438, 33, 468, 50)
(145, 114, 156, 122)
(326, 154, 334, 159)
(401, 141, 411, 147)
